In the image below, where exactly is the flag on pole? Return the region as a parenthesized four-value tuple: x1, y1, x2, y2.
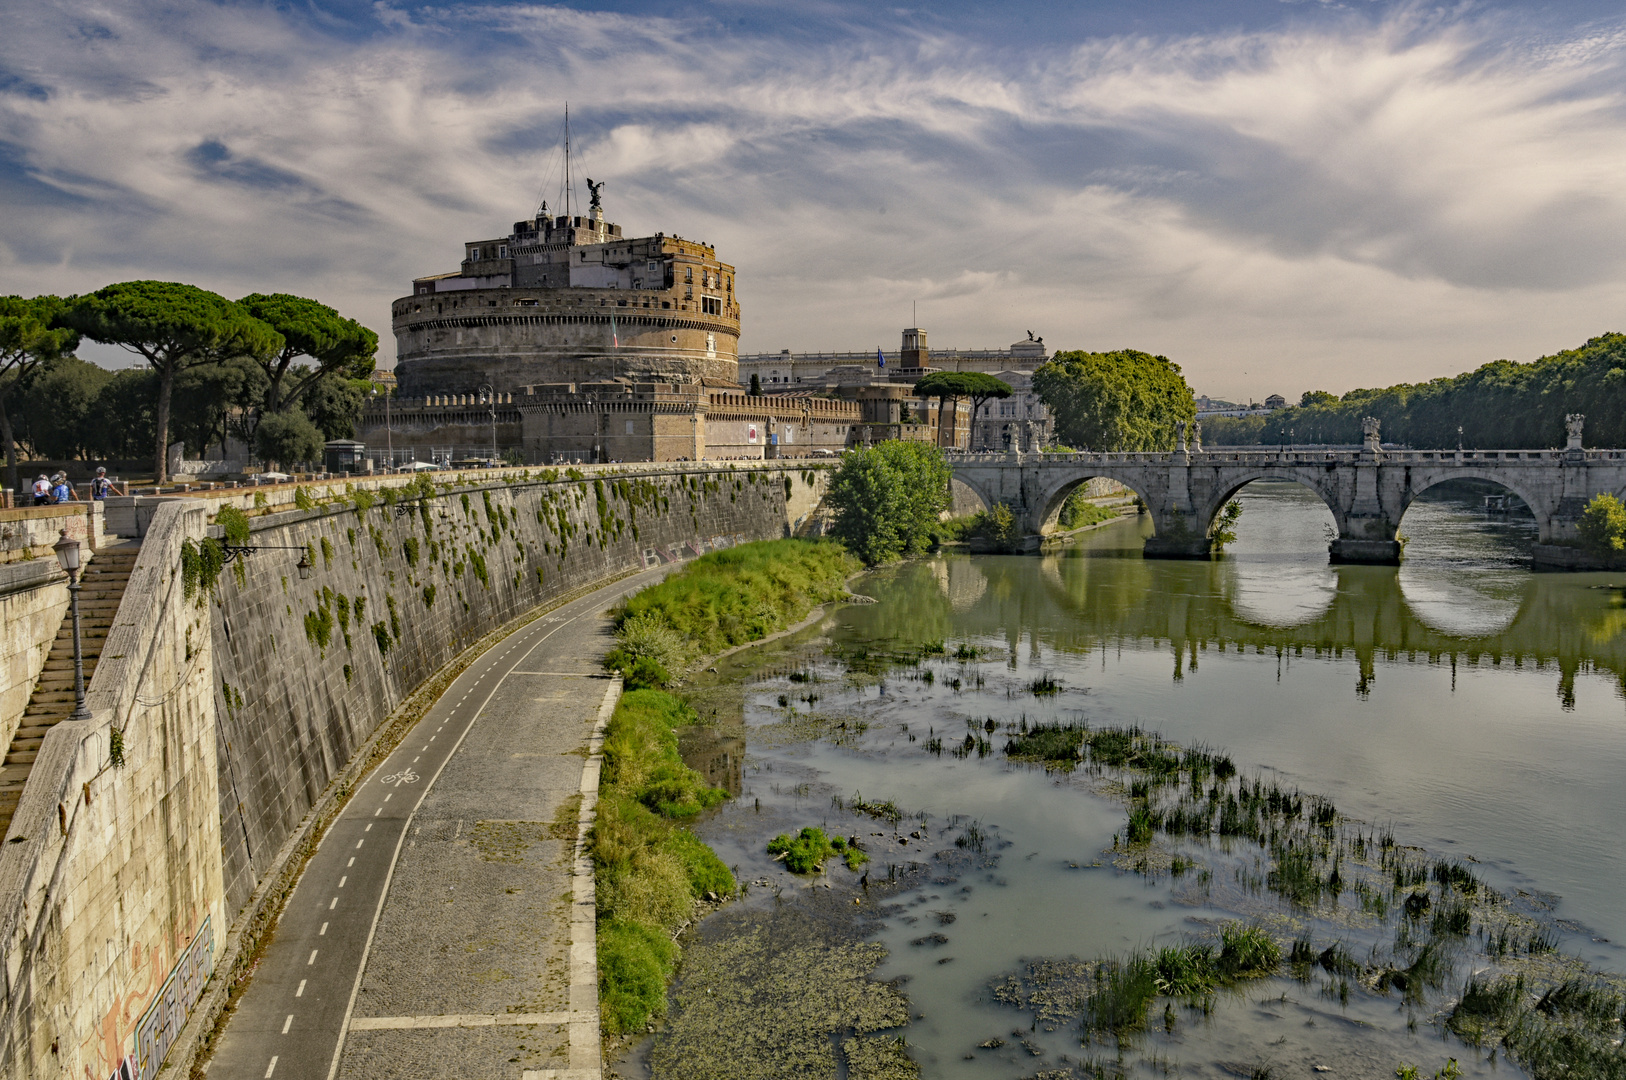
(876, 347, 885, 369)
(611, 312, 619, 348)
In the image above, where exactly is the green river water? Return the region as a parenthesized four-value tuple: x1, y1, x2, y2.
(638, 482, 1626, 1079)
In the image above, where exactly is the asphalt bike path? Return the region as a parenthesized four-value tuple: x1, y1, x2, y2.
(206, 566, 669, 1080)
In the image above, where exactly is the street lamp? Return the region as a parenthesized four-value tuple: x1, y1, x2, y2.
(215, 542, 313, 580)
(53, 530, 92, 721)
(479, 383, 498, 465)
(371, 387, 393, 470)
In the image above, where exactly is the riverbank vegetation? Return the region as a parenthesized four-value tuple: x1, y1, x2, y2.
(996, 716, 1626, 1076)
(606, 539, 860, 686)
(824, 440, 952, 563)
(592, 688, 734, 1035)
(1200, 332, 1626, 449)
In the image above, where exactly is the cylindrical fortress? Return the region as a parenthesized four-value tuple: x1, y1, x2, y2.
(391, 286, 740, 394)
(391, 209, 741, 395)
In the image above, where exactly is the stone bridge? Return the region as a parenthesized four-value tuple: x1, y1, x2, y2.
(951, 423, 1626, 563)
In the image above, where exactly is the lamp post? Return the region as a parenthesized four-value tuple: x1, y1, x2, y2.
(479, 383, 498, 465)
(53, 530, 92, 721)
(371, 388, 394, 470)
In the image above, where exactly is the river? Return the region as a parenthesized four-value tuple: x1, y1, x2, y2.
(640, 481, 1626, 1079)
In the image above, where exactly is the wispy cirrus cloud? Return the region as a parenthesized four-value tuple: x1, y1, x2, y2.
(2, 0, 1624, 399)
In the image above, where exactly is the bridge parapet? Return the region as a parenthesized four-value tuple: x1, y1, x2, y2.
(949, 448, 1626, 564)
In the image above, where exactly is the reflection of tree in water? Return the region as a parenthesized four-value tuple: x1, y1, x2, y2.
(852, 549, 1626, 707)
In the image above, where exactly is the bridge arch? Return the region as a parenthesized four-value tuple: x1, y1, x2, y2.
(1397, 470, 1552, 543)
(1194, 471, 1347, 542)
(1032, 471, 1153, 535)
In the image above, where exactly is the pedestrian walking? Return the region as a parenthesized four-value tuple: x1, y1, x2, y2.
(31, 474, 49, 506)
(90, 467, 123, 501)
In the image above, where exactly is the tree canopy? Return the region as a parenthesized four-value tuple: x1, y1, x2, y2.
(824, 440, 952, 564)
(913, 372, 1012, 445)
(1033, 349, 1195, 451)
(58, 281, 284, 483)
(1201, 333, 1626, 450)
(255, 409, 325, 469)
(236, 293, 377, 424)
(0, 295, 79, 491)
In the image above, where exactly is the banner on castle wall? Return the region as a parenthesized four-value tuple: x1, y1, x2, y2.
(747, 424, 758, 444)
(128, 917, 215, 1080)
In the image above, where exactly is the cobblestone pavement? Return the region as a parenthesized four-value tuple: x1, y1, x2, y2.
(208, 568, 666, 1080)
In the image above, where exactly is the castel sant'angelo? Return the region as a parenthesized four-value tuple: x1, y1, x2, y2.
(391, 186, 742, 394)
(361, 175, 1047, 464)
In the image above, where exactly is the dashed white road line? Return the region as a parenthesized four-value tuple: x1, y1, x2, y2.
(319, 923, 327, 936)
(308, 950, 318, 965)
(264, 1055, 278, 1077)
(296, 980, 306, 997)
(282, 1015, 294, 1034)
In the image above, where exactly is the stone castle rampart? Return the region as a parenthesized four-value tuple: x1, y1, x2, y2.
(0, 462, 830, 1080)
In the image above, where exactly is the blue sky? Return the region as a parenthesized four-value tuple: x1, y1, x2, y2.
(3, 0, 1625, 400)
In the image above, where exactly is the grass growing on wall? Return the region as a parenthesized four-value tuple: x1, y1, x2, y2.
(608, 540, 858, 677)
(592, 689, 734, 1035)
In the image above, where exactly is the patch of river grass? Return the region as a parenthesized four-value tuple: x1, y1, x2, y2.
(1023, 714, 1626, 1074)
(592, 689, 735, 1035)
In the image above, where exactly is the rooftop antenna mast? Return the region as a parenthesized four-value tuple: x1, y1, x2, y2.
(563, 103, 572, 222)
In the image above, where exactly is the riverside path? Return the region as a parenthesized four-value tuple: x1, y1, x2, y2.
(205, 566, 670, 1080)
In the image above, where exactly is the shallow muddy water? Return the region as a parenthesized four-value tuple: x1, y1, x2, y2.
(649, 483, 1626, 1079)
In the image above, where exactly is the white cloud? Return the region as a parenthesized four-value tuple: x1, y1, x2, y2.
(1, 1, 1624, 402)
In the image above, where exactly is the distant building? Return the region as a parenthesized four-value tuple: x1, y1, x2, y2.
(739, 328, 1053, 451)
(1264, 394, 1287, 410)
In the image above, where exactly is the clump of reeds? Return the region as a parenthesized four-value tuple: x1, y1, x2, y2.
(1027, 673, 1062, 696)
(1003, 722, 1086, 764)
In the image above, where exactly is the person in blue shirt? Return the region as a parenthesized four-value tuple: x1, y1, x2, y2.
(51, 473, 77, 503)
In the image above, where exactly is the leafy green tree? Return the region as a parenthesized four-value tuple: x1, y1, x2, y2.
(85, 369, 159, 459)
(171, 357, 267, 456)
(825, 440, 952, 564)
(748, 372, 762, 396)
(236, 293, 377, 437)
(0, 296, 78, 492)
(255, 409, 325, 470)
(1577, 493, 1626, 554)
(59, 281, 284, 483)
(1299, 390, 1336, 407)
(913, 372, 1013, 448)
(15, 356, 113, 461)
(1033, 350, 1195, 451)
(302, 376, 370, 441)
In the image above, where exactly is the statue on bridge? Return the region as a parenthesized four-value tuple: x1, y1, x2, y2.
(1566, 413, 1585, 451)
(1190, 419, 1202, 452)
(1175, 420, 1188, 452)
(1362, 416, 1381, 452)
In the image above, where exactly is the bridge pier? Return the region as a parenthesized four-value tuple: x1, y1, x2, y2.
(1328, 538, 1403, 564)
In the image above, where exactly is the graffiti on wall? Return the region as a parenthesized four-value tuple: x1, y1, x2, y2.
(86, 917, 214, 1080)
(132, 916, 214, 1080)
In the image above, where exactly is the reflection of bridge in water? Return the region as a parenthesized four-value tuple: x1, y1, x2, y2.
(950, 423, 1626, 563)
(887, 554, 1626, 708)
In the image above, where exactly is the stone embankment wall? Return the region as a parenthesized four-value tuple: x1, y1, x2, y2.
(0, 462, 829, 1080)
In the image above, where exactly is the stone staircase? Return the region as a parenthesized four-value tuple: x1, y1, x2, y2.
(0, 545, 140, 838)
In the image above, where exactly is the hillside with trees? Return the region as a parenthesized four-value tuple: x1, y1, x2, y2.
(1201, 333, 1626, 449)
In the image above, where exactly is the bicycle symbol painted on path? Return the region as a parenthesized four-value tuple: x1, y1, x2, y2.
(380, 768, 420, 787)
